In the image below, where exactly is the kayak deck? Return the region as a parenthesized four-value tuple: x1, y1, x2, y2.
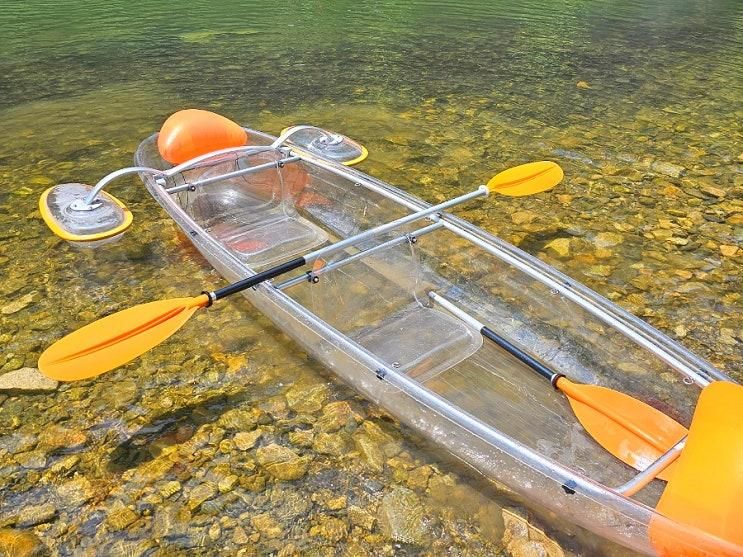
(135, 128, 732, 555)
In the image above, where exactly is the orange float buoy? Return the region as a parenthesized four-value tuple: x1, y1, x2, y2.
(157, 109, 248, 165)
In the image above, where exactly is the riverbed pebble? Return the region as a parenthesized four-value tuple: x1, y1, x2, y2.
(0, 368, 58, 393)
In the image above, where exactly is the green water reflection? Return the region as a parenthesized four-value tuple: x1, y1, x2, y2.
(0, 1, 741, 555)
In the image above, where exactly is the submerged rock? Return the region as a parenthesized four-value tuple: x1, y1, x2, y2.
(105, 502, 139, 531)
(720, 245, 739, 258)
(353, 434, 384, 472)
(1, 292, 39, 315)
(348, 505, 376, 531)
(0, 368, 58, 393)
(544, 238, 571, 257)
(651, 160, 686, 178)
(14, 451, 47, 470)
(16, 503, 57, 528)
(315, 401, 363, 433)
(38, 426, 87, 451)
(187, 482, 218, 511)
(255, 443, 311, 480)
(157, 480, 182, 499)
(287, 429, 314, 448)
(309, 514, 348, 543)
(502, 507, 565, 557)
(233, 430, 262, 451)
(377, 486, 428, 545)
(56, 477, 94, 507)
(105, 539, 156, 557)
(285, 382, 329, 413)
(511, 210, 537, 225)
(250, 512, 283, 539)
(151, 505, 190, 539)
(0, 528, 45, 557)
(593, 231, 624, 248)
(312, 432, 348, 456)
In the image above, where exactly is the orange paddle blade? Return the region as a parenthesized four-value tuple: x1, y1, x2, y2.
(487, 161, 563, 197)
(39, 295, 210, 381)
(556, 377, 688, 481)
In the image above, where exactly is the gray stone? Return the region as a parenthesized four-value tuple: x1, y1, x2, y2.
(15, 451, 47, 469)
(0, 368, 58, 393)
(187, 482, 217, 511)
(377, 486, 428, 545)
(56, 477, 94, 507)
(651, 160, 686, 178)
(1, 292, 39, 315)
(17, 503, 57, 527)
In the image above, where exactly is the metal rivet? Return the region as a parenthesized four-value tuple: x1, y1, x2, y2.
(392, 362, 400, 368)
(682, 377, 694, 385)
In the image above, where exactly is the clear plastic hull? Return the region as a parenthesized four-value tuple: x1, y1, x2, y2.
(135, 130, 736, 556)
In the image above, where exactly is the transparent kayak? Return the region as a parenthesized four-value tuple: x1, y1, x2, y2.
(134, 127, 736, 556)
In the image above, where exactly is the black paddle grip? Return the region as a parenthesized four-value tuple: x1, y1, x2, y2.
(212, 257, 306, 301)
(481, 326, 558, 384)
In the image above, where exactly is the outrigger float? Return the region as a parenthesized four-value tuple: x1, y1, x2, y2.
(38, 110, 742, 556)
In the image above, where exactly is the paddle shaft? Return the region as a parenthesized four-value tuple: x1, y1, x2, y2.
(481, 326, 560, 385)
(428, 292, 560, 385)
(213, 257, 306, 300)
(210, 186, 488, 302)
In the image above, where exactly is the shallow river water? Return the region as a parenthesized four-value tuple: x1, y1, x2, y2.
(0, 1, 741, 556)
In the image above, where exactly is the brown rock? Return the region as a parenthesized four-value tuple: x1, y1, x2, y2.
(593, 232, 623, 248)
(651, 161, 686, 178)
(233, 430, 262, 451)
(187, 482, 217, 511)
(255, 443, 311, 480)
(1, 292, 39, 315)
(16, 503, 56, 528)
(315, 401, 363, 433)
(348, 506, 376, 531)
(250, 513, 282, 538)
(285, 382, 328, 413)
(720, 245, 739, 257)
(56, 477, 94, 507)
(511, 210, 537, 225)
(105, 502, 138, 531)
(232, 525, 250, 545)
(313, 432, 348, 456)
(544, 238, 571, 257)
(38, 426, 87, 451)
(502, 508, 564, 557)
(354, 434, 385, 472)
(287, 429, 313, 447)
(309, 514, 348, 543)
(277, 543, 300, 557)
(377, 487, 428, 545)
(0, 529, 45, 557)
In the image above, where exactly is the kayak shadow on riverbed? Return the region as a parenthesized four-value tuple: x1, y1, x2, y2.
(107, 390, 253, 473)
